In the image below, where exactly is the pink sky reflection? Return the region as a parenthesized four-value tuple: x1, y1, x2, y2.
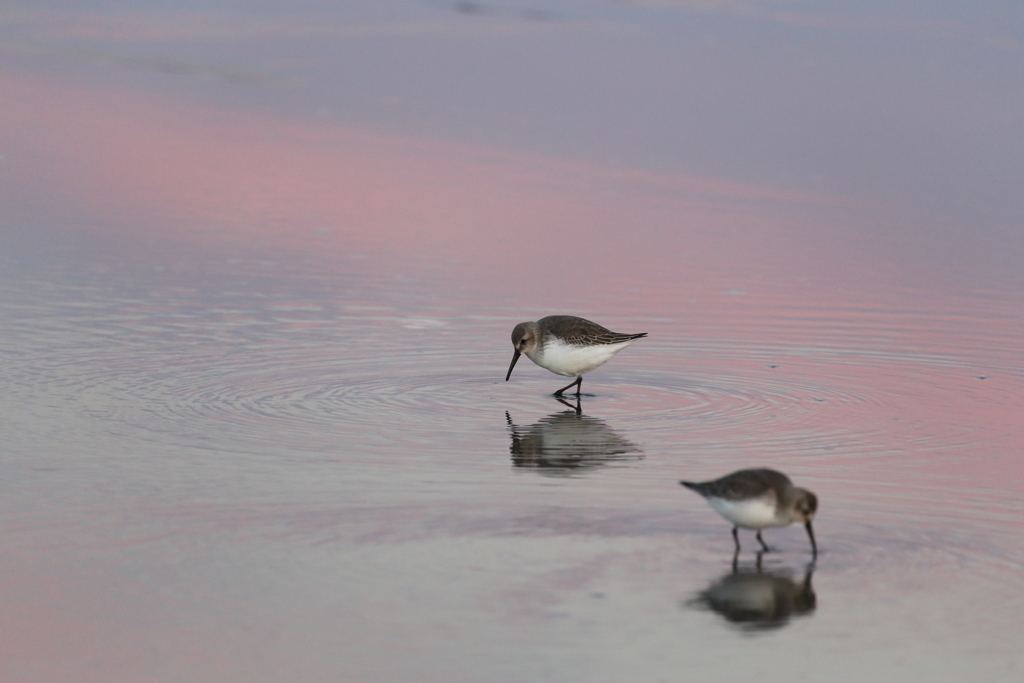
(4, 67, 1020, 356)
(2, 61, 1024, 683)
(3, 67, 1021, 352)
(1, 68, 915, 301)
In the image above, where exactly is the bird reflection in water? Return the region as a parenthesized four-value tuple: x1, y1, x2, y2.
(505, 398, 642, 475)
(687, 555, 816, 632)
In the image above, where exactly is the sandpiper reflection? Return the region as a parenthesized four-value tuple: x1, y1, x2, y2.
(687, 556, 816, 632)
(505, 399, 642, 475)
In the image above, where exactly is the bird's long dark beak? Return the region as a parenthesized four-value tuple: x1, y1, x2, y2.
(805, 520, 817, 557)
(505, 350, 521, 381)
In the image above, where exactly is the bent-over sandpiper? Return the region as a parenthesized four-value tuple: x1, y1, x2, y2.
(505, 315, 647, 397)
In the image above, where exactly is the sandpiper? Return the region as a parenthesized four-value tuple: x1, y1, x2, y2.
(680, 468, 818, 556)
(505, 315, 647, 397)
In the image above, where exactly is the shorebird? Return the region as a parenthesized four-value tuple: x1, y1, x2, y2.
(505, 315, 647, 396)
(680, 468, 818, 556)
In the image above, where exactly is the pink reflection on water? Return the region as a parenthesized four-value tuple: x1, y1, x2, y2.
(2, 70, 1022, 509)
(3, 68, 1020, 359)
(4, 68, 1021, 471)
(3, 13, 1024, 678)
(2, 68, 902, 303)
(8, 64, 1014, 324)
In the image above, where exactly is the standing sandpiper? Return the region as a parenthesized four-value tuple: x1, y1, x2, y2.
(505, 315, 647, 397)
(680, 468, 818, 556)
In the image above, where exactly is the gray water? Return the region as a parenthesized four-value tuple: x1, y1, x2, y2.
(2, 2, 1023, 681)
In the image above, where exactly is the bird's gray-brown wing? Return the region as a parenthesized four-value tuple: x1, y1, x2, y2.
(681, 468, 790, 501)
(539, 315, 647, 346)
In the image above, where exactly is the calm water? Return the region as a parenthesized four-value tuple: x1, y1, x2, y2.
(2, 2, 1023, 681)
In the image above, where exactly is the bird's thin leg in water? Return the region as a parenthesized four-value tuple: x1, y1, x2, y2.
(554, 376, 582, 397)
(731, 526, 741, 553)
(756, 530, 770, 552)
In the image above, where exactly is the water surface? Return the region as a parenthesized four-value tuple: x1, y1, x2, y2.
(1, 2, 1023, 681)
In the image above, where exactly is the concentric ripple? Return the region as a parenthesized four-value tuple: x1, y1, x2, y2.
(2, 277, 1020, 474)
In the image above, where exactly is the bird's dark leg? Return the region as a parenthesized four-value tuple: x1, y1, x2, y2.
(756, 530, 770, 552)
(731, 526, 741, 553)
(554, 376, 582, 397)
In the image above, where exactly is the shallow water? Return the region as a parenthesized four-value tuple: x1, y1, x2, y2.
(2, 2, 1023, 681)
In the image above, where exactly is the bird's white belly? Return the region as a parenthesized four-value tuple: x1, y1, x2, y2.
(530, 339, 634, 377)
(707, 496, 782, 529)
